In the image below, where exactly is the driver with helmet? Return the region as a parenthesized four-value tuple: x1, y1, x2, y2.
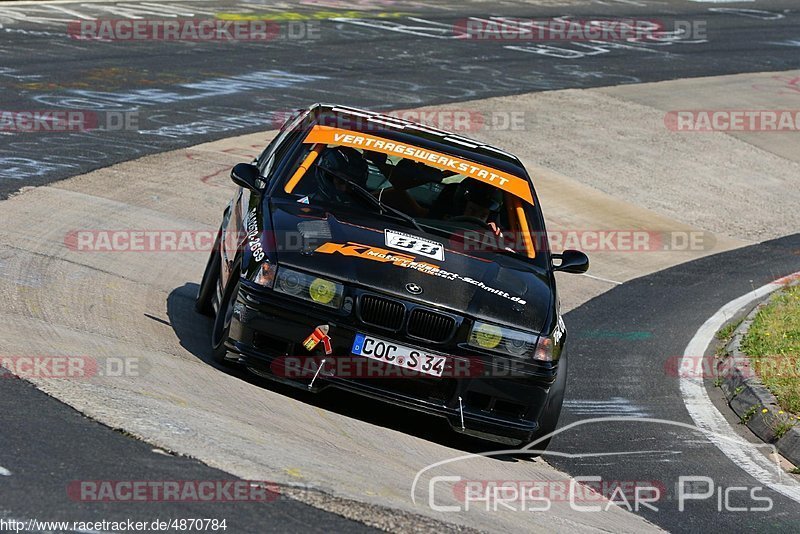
(313, 146, 369, 203)
(452, 178, 504, 236)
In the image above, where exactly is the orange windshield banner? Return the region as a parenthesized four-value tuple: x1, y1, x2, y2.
(303, 125, 534, 204)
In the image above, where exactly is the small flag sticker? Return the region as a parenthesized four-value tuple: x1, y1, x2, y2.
(303, 325, 332, 355)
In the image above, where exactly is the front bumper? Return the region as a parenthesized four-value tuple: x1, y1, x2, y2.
(225, 283, 557, 445)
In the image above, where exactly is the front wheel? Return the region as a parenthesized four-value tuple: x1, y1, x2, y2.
(210, 275, 239, 366)
(528, 350, 568, 452)
(196, 231, 221, 317)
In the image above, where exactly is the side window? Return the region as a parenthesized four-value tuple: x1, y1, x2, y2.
(521, 202, 547, 256)
(256, 136, 282, 172)
(266, 130, 304, 181)
(257, 110, 307, 174)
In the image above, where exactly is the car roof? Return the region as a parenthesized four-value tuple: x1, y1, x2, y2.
(305, 103, 531, 182)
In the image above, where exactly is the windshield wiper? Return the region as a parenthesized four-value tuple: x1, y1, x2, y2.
(317, 170, 530, 260)
(320, 169, 424, 233)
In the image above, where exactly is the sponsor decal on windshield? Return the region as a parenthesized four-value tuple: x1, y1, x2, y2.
(303, 125, 534, 204)
(384, 229, 444, 261)
(315, 241, 527, 305)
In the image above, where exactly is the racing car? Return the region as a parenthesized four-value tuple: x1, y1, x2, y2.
(196, 104, 589, 446)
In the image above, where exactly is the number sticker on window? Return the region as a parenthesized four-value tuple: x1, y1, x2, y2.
(384, 229, 445, 261)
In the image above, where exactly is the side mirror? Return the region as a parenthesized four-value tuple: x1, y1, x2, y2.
(552, 249, 589, 274)
(231, 163, 262, 191)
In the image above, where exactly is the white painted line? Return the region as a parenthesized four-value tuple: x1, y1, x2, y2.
(680, 271, 800, 502)
(605, 0, 648, 6)
(43, 4, 92, 19)
(0, 0, 212, 6)
(709, 8, 785, 20)
(580, 272, 622, 285)
(564, 398, 651, 416)
(0, 465, 11, 476)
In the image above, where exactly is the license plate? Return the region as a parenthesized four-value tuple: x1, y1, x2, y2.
(351, 333, 446, 377)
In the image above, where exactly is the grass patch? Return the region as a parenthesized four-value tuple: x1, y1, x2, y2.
(717, 320, 741, 341)
(741, 285, 800, 414)
(717, 321, 742, 341)
(740, 405, 758, 425)
(776, 420, 796, 439)
(715, 319, 742, 357)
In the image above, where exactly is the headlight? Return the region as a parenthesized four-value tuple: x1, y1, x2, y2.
(309, 277, 337, 305)
(275, 267, 343, 309)
(468, 321, 538, 359)
(471, 322, 502, 349)
(251, 261, 276, 288)
(535, 336, 556, 361)
(277, 268, 304, 295)
(533, 315, 566, 362)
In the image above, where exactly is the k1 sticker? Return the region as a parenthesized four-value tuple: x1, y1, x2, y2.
(384, 229, 445, 261)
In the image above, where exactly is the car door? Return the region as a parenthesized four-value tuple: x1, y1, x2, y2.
(219, 109, 310, 289)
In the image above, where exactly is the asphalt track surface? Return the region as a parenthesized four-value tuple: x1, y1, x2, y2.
(1, 0, 800, 197)
(548, 233, 800, 532)
(2, 0, 800, 532)
(0, 369, 379, 533)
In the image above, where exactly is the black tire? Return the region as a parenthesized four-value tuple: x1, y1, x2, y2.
(195, 231, 221, 317)
(210, 275, 239, 366)
(528, 350, 568, 452)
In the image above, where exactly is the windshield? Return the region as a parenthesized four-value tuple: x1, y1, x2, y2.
(277, 128, 546, 261)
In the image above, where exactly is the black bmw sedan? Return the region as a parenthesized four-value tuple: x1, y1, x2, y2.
(196, 103, 588, 446)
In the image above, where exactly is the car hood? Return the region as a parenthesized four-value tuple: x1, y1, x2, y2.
(269, 201, 553, 332)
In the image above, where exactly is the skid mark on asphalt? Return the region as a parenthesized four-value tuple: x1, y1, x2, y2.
(563, 397, 651, 417)
(0, 1, 216, 26)
(31, 70, 330, 109)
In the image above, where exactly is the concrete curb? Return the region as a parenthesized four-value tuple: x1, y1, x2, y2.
(718, 281, 800, 467)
